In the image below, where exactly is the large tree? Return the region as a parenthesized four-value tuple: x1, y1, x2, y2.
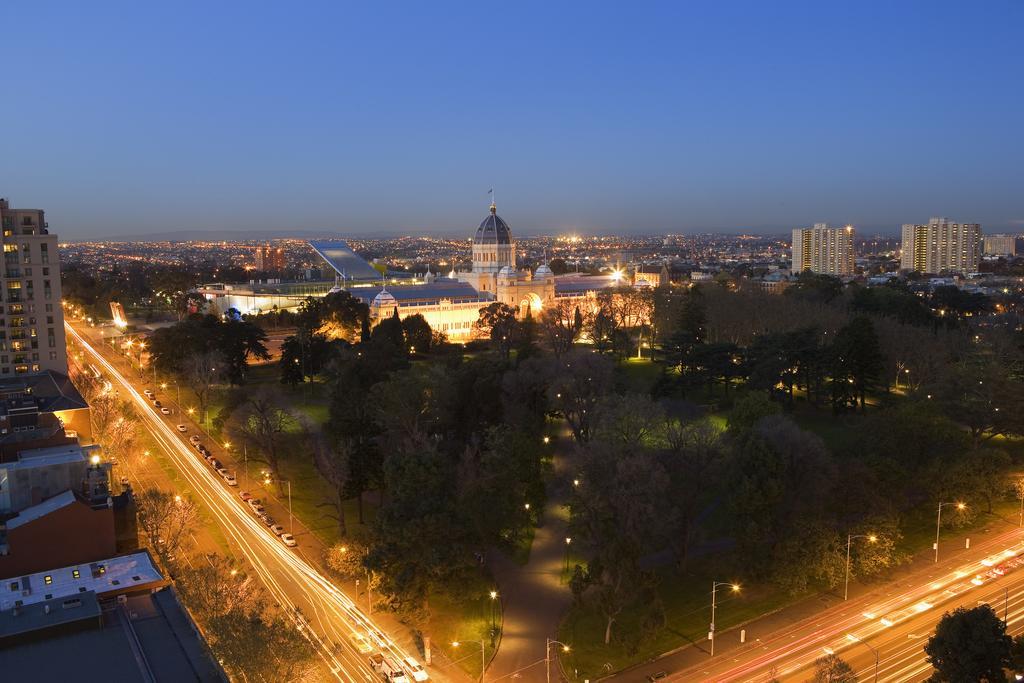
(925, 605, 1012, 683)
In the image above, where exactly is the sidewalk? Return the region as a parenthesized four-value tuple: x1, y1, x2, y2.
(607, 514, 1024, 682)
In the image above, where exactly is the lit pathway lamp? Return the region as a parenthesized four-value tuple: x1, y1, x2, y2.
(934, 501, 966, 563)
(710, 581, 740, 656)
(452, 640, 486, 683)
(263, 473, 293, 533)
(845, 534, 877, 600)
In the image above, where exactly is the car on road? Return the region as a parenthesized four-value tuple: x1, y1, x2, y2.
(647, 673, 667, 682)
(176, 424, 187, 432)
(216, 467, 230, 478)
(239, 491, 253, 502)
(262, 516, 276, 527)
(224, 474, 237, 486)
(250, 503, 266, 515)
(159, 407, 171, 415)
(143, 389, 153, 398)
(403, 656, 428, 681)
(280, 533, 297, 547)
(153, 400, 162, 408)
(148, 394, 157, 402)
(247, 498, 262, 510)
(189, 435, 201, 445)
(270, 524, 286, 536)
(349, 632, 374, 654)
(210, 459, 222, 470)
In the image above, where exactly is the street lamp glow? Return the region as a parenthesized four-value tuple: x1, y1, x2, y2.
(565, 537, 572, 545)
(90, 454, 101, 465)
(543, 436, 550, 444)
(489, 590, 498, 600)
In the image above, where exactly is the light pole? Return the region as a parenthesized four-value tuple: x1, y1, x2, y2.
(710, 581, 740, 656)
(545, 638, 570, 683)
(845, 534, 877, 600)
(489, 590, 498, 634)
(264, 474, 293, 533)
(934, 501, 966, 563)
(563, 537, 572, 575)
(845, 633, 878, 682)
(452, 640, 486, 683)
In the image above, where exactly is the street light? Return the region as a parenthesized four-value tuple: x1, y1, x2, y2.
(564, 537, 572, 573)
(489, 590, 498, 633)
(544, 639, 570, 683)
(451, 640, 486, 683)
(846, 633, 879, 682)
(845, 534, 877, 600)
(934, 501, 966, 563)
(710, 581, 740, 656)
(263, 475, 293, 533)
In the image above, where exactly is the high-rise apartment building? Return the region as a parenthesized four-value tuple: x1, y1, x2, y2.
(791, 223, 855, 276)
(255, 243, 287, 272)
(0, 199, 66, 375)
(983, 234, 1017, 256)
(900, 218, 982, 273)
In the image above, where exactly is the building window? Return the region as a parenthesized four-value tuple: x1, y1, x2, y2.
(44, 575, 52, 585)
(72, 570, 80, 579)
(8, 582, 16, 592)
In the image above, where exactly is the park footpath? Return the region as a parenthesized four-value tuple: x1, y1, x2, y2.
(606, 512, 1024, 682)
(487, 422, 576, 683)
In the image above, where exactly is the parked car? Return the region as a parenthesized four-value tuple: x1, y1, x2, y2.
(403, 657, 428, 681)
(349, 631, 374, 654)
(270, 524, 286, 536)
(239, 491, 253, 502)
(189, 435, 201, 445)
(216, 467, 230, 478)
(647, 673, 667, 682)
(159, 407, 171, 415)
(210, 459, 222, 470)
(247, 498, 262, 510)
(149, 394, 158, 402)
(280, 533, 297, 547)
(153, 400, 161, 408)
(143, 389, 153, 398)
(262, 516, 276, 527)
(250, 503, 266, 515)
(176, 424, 187, 433)
(224, 474, 237, 486)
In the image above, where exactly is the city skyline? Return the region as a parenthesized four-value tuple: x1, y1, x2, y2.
(4, 1, 1023, 238)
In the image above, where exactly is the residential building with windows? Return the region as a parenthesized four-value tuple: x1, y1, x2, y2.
(983, 234, 1017, 256)
(900, 218, 982, 273)
(791, 223, 855, 276)
(0, 199, 66, 376)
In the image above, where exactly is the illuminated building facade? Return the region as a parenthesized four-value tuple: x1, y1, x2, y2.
(900, 218, 982, 273)
(0, 199, 66, 375)
(791, 223, 855, 276)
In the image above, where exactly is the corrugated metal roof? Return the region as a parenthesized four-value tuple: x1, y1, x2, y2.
(351, 282, 486, 304)
(308, 240, 382, 281)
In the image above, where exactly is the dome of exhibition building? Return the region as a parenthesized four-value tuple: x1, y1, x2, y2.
(474, 203, 513, 245)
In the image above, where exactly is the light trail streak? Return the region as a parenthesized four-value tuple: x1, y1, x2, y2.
(68, 322, 422, 682)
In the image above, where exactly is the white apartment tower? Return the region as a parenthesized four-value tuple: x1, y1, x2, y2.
(900, 218, 982, 273)
(791, 223, 855, 276)
(0, 199, 66, 375)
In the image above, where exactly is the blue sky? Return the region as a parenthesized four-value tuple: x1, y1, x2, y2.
(3, 1, 1022, 238)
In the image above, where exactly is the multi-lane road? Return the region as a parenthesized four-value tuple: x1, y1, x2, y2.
(67, 320, 440, 683)
(657, 526, 1024, 682)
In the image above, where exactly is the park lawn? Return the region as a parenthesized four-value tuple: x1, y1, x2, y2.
(559, 567, 796, 681)
(615, 357, 664, 395)
(429, 576, 501, 681)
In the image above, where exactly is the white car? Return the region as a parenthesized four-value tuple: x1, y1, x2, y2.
(176, 424, 187, 433)
(349, 631, 374, 654)
(269, 524, 285, 536)
(143, 389, 154, 398)
(280, 533, 297, 547)
(224, 474, 238, 486)
(403, 657, 429, 681)
(189, 435, 201, 445)
(160, 407, 171, 415)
